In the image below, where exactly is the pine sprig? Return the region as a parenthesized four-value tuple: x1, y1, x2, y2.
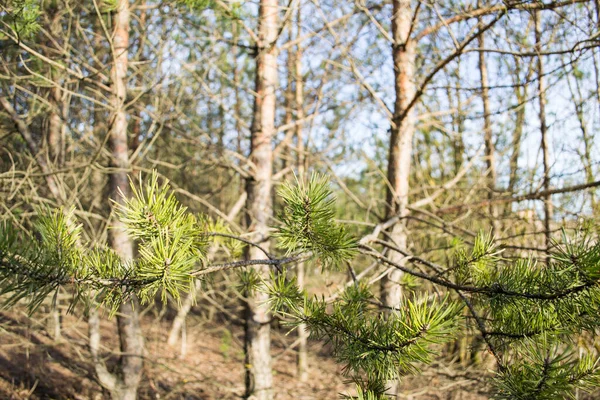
(448, 232, 600, 398)
(266, 278, 462, 396)
(2, 0, 41, 38)
(494, 335, 600, 399)
(277, 173, 357, 268)
(0, 208, 83, 313)
(113, 172, 209, 305)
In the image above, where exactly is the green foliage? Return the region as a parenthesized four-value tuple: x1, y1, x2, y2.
(116, 172, 208, 305)
(100, 0, 117, 13)
(1, 0, 41, 39)
(0, 171, 358, 315)
(266, 277, 462, 398)
(494, 335, 600, 399)
(177, 0, 214, 11)
(84, 246, 130, 314)
(277, 173, 357, 269)
(453, 231, 503, 287)
(0, 208, 83, 313)
(237, 268, 262, 296)
(0, 173, 211, 314)
(448, 230, 600, 398)
(341, 384, 385, 400)
(454, 231, 600, 338)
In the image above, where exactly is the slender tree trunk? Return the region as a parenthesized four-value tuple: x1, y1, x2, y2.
(566, 72, 596, 212)
(382, 0, 415, 313)
(478, 26, 499, 234)
(534, 11, 553, 258)
(233, 21, 247, 203)
(45, 5, 66, 340)
(382, 1, 416, 396)
(110, 0, 145, 391)
(244, 1, 278, 398)
(47, 86, 66, 166)
(89, 1, 144, 399)
(447, 63, 465, 176)
(283, 24, 294, 172)
(293, 6, 309, 382)
(508, 58, 528, 197)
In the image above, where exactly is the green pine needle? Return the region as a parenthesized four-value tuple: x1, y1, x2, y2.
(277, 173, 357, 269)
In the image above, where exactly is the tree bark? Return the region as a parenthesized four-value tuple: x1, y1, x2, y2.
(382, 0, 415, 313)
(382, 1, 416, 396)
(89, 1, 144, 399)
(293, 6, 309, 383)
(244, 0, 278, 398)
(447, 63, 465, 176)
(508, 57, 529, 196)
(477, 25, 499, 234)
(534, 11, 553, 259)
(47, 85, 66, 166)
(45, 4, 67, 339)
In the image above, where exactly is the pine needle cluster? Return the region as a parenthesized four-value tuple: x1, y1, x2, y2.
(277, 173, 357, 268)
(266, 275, 462, 398)
(494, 335, 600, 400)
(1, 0, 41, 38)
(450, 231, 600, 398)
(0, 173, 209, 314)
(115, 173, 208, 304)
(0, 207, 83, 312)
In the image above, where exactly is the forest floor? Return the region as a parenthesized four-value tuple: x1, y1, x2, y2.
(0, 307, 523, 399)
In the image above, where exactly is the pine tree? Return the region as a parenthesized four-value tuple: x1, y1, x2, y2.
(1, 172, 600, 399)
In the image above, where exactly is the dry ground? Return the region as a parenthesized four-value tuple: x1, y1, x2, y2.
(0, 306, 557, 400)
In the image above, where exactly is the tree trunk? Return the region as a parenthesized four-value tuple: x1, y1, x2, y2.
(110, 0, 144, 392)
(282, 23, 294, 172)
(381, 1, 416, 396)
(45, 5, 66, 340)
(534, 11, 553, 258)
(381, 0, 415, 314)
(508, 58, 528, 197)
(244, 1, 278, 398)
(567, 70, 596, 212)
(294, 6, 308, 382)
(47, 85, 66, 166)
(477, 26, 499, 234)
(447, 63, 465, 176)
(90, 1, 144, 398)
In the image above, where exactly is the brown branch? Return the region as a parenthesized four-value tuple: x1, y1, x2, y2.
(436, 180, 600, 214)
(416, 0, 590, 40)
(0, 95, 65, 203)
